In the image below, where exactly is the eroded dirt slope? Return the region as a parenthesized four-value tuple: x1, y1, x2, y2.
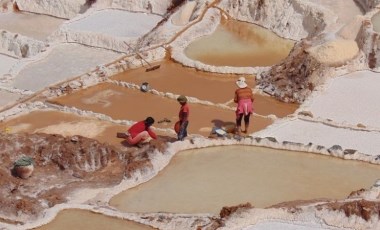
(0, 132, 167, 222)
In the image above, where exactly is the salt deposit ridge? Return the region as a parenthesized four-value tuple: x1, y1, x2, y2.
(2, 0, 380, 229)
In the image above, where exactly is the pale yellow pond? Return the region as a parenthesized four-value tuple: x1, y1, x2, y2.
(185, 20, 294, 67)
(111, 145, 380, 214)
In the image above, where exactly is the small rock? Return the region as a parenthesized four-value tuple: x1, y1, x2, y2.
(265, 137, 278, 143)
(343, 149, 357, 155)
(357, 123, 366, 128)
(298, 110, 313, 118)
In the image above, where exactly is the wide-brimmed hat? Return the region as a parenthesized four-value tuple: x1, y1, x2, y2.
(236, 77, 248, 88)
(177, 95, 187, 103)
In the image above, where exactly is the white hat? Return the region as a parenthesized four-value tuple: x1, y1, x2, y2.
(236, 77, 248, 88)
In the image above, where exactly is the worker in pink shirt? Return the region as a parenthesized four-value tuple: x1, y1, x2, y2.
(125, 117, 157, 146)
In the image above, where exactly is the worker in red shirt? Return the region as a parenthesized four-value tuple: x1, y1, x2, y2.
(177, 95, 189, 141)
(125, 117, 157, 146)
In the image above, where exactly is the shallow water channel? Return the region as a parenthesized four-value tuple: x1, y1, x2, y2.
(111, 145, 380, 214)
(185, 20, 294, 67)
(36, 209, 153, 230)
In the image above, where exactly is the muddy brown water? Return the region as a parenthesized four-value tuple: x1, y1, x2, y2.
(35, 209, 154, 230)
(185, 20, 294, 67)
(110, 145, 380, 214)
(112, 60, 298, 118)
(50, 83, 274, 136)
(0, 110, 174, 149)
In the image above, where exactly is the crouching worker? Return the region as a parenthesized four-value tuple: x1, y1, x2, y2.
(125, 117, 157, 146)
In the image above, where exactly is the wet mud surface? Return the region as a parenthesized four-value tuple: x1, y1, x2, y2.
(50, 82, 274, 136)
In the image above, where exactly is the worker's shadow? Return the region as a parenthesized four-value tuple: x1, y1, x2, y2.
(120, 139, 134, 148)
(211, 119, 235, 129)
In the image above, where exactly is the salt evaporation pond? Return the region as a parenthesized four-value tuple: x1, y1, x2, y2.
(185, 20, 294, 67)
(66, 9, 162, 37)
(0, 11, 65, 40)
(36, 209, 153, 230)
(50, 83, 274, 135)
(110, 145, 380, 214)
(112, 60, 299, 118)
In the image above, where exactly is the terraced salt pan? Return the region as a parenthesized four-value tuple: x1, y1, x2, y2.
(0, 110, 171, 149)
(0, 90, 22, 109)
(256, 118, 380, 156)
(12, 43, 122, 92)
(0, 12, 65, 40)
(66, 9, 162, 38)
(111, 61, 298, 118)
(185, 20, 294, 67)
(36, 209, 153, 230)
(0, 54, 17, 75)
(305, 71, 380, 129)
(110, 145, 380, 214)
(50, 83, 273, 136)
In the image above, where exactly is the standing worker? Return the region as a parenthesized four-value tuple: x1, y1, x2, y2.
(234, 77, 254, 135)
(176, 95, 190, 141)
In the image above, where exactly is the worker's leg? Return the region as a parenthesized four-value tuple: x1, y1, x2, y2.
(242, 113, 251, 133)
(236, 113, 243, 135)
(127, 131, 149, 145)
(178, 121, 189, 141)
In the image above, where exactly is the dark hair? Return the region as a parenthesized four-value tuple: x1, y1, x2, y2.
(144, 117, 155, 126)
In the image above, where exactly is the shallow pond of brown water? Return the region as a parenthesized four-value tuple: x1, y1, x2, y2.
(110, 145, 380, 214)
(112, 61, 298, 118)
(185, 20, 294, 67)
(50, 83, 273, 136)
(0, 110, 174, 149)
(35, 209, 154, 230)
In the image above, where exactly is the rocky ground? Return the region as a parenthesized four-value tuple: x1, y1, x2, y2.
(0, 132, 169, 223)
